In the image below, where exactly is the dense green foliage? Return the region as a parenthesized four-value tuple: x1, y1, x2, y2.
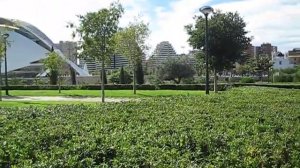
(100, 70, 108, 84)
(114, 19, 149, 94)
(274, 67, 300, 82)
(43, 52, 64, 85)
(119, 66, 126, 84)
(109, 68, 132, 84)
(0, 87, 299, 167)
(158, 58, 195, 84)
(186, 11, 251, 72)
(69, 2, 123, 102)
(135, 61, 144, 85)
(240, 77, 255, 83)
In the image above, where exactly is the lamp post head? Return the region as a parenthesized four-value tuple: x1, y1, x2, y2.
(200, 6, 214, 16)
(2, 33, 9, 39)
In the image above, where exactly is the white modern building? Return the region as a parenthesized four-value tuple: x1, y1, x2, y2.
(148, 41, 177, 67)
(0, 17, 89, 77)
(79, 54, 129, 75)
(54, 41, 77, 63)
(272, 52, 294, 69)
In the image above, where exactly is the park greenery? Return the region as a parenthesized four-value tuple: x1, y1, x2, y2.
(43, 51, 66, 93)
(0, 28, 11, 101)
(273, 66, 300, 82)
(0, 87, 299, 167)
(236, 54, 273, 80)
(157, 58, 195, 84)
(43, 52, 64, 85)
(0, 2, 299, 166)
(0, 32, 5, 101)
(109, 67, 132, 84)
(114, 19, 149, 94)
(0, 89, 204, 98)
(69, 2, 124, 102)
(186, 10, 251, 92)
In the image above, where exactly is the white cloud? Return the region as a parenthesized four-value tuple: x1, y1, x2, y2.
(150, 0, 210, 54)
(0, 0, 147, 43)
(214, 0, 300, 52)
(1, 0, 299, 56)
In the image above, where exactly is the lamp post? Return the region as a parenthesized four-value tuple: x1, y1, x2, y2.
(200, 6, 213, 95)
(2, 33, 9, 96)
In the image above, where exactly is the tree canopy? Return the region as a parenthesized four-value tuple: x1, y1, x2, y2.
(114, 19, 149, 93)
(69, 2, 124, 102)
(73, 2, 124, 62)
(158, 58, 195, 84)
(186, 10, 251, 72)
(43, 52, 64, 85)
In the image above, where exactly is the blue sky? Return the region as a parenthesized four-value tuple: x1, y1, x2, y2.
(1, 0, 300, 55)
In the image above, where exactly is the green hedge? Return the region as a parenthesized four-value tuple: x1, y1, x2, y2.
(6, 84, 229, 91)
(1, 87, 299, 167)
(233, 83, 300, 89)
(5, 83, 300, 91)
(240, 77, 255, 83)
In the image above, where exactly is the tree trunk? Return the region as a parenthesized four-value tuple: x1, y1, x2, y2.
(58, 76, 61, 94)
(70, 66, 76, 85)
(214, 69, 218, 93)
(101, 60, 105, 103)
(133, 67, 136, 95)
(0, 60, 2, 101)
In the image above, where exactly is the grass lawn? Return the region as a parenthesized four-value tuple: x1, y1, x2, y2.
(1, 89, 204, 97)
(0, 101, 101, 107)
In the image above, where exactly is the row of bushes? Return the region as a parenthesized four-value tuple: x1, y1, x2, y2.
(3, 83, 300, 90)
(5, 84, 229, 91)
(274, 72, 300, 82)
(273, 67, 300, 82)
(233, 83, 300, 89)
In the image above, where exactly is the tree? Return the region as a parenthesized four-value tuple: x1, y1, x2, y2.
(136, 61, 144, 84)
(119, 66, 125, 84)
(109, 67, 132, 84)
(114, 19, 149, 94)
(43, 51, 65, 93)
(0, 33, 5, 101)
(186, 10, 251, 92)
(248, 54, 273, 81)
(158, 58, 195, 84)
(194, 50, 205, 76)
(100, 70, 107, 84)
(70, 2, 123, 102)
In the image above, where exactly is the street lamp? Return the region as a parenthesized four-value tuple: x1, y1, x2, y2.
(2, 33, 9, 96)
(200, 6, 213, 95)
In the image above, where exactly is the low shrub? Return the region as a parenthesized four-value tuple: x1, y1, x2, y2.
(7, 84, 229, 91)
(240, 77, 255, 83)
(0, 87, 299, 167)
(274, 73, 294, 82)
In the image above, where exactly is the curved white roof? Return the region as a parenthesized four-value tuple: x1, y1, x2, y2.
(0, 17, 90, 76)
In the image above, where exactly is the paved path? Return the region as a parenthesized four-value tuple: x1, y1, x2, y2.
(2, 96, 136, 103)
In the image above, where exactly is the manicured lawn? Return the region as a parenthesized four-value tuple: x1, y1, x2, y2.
(1, 89, 205, 97)
(0, 101, 100, 107)
(0, 87, 299, 167)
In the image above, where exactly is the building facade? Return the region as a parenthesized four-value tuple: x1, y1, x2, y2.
(0, 17, 89, 77)
(288, 48, 300, 65)
(246, 43, 277, 58)
(54, 41, 77, 63)
(79, 54, 129, 75)
(148, 41, 177, 68)
(273, 52, 294, 69)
